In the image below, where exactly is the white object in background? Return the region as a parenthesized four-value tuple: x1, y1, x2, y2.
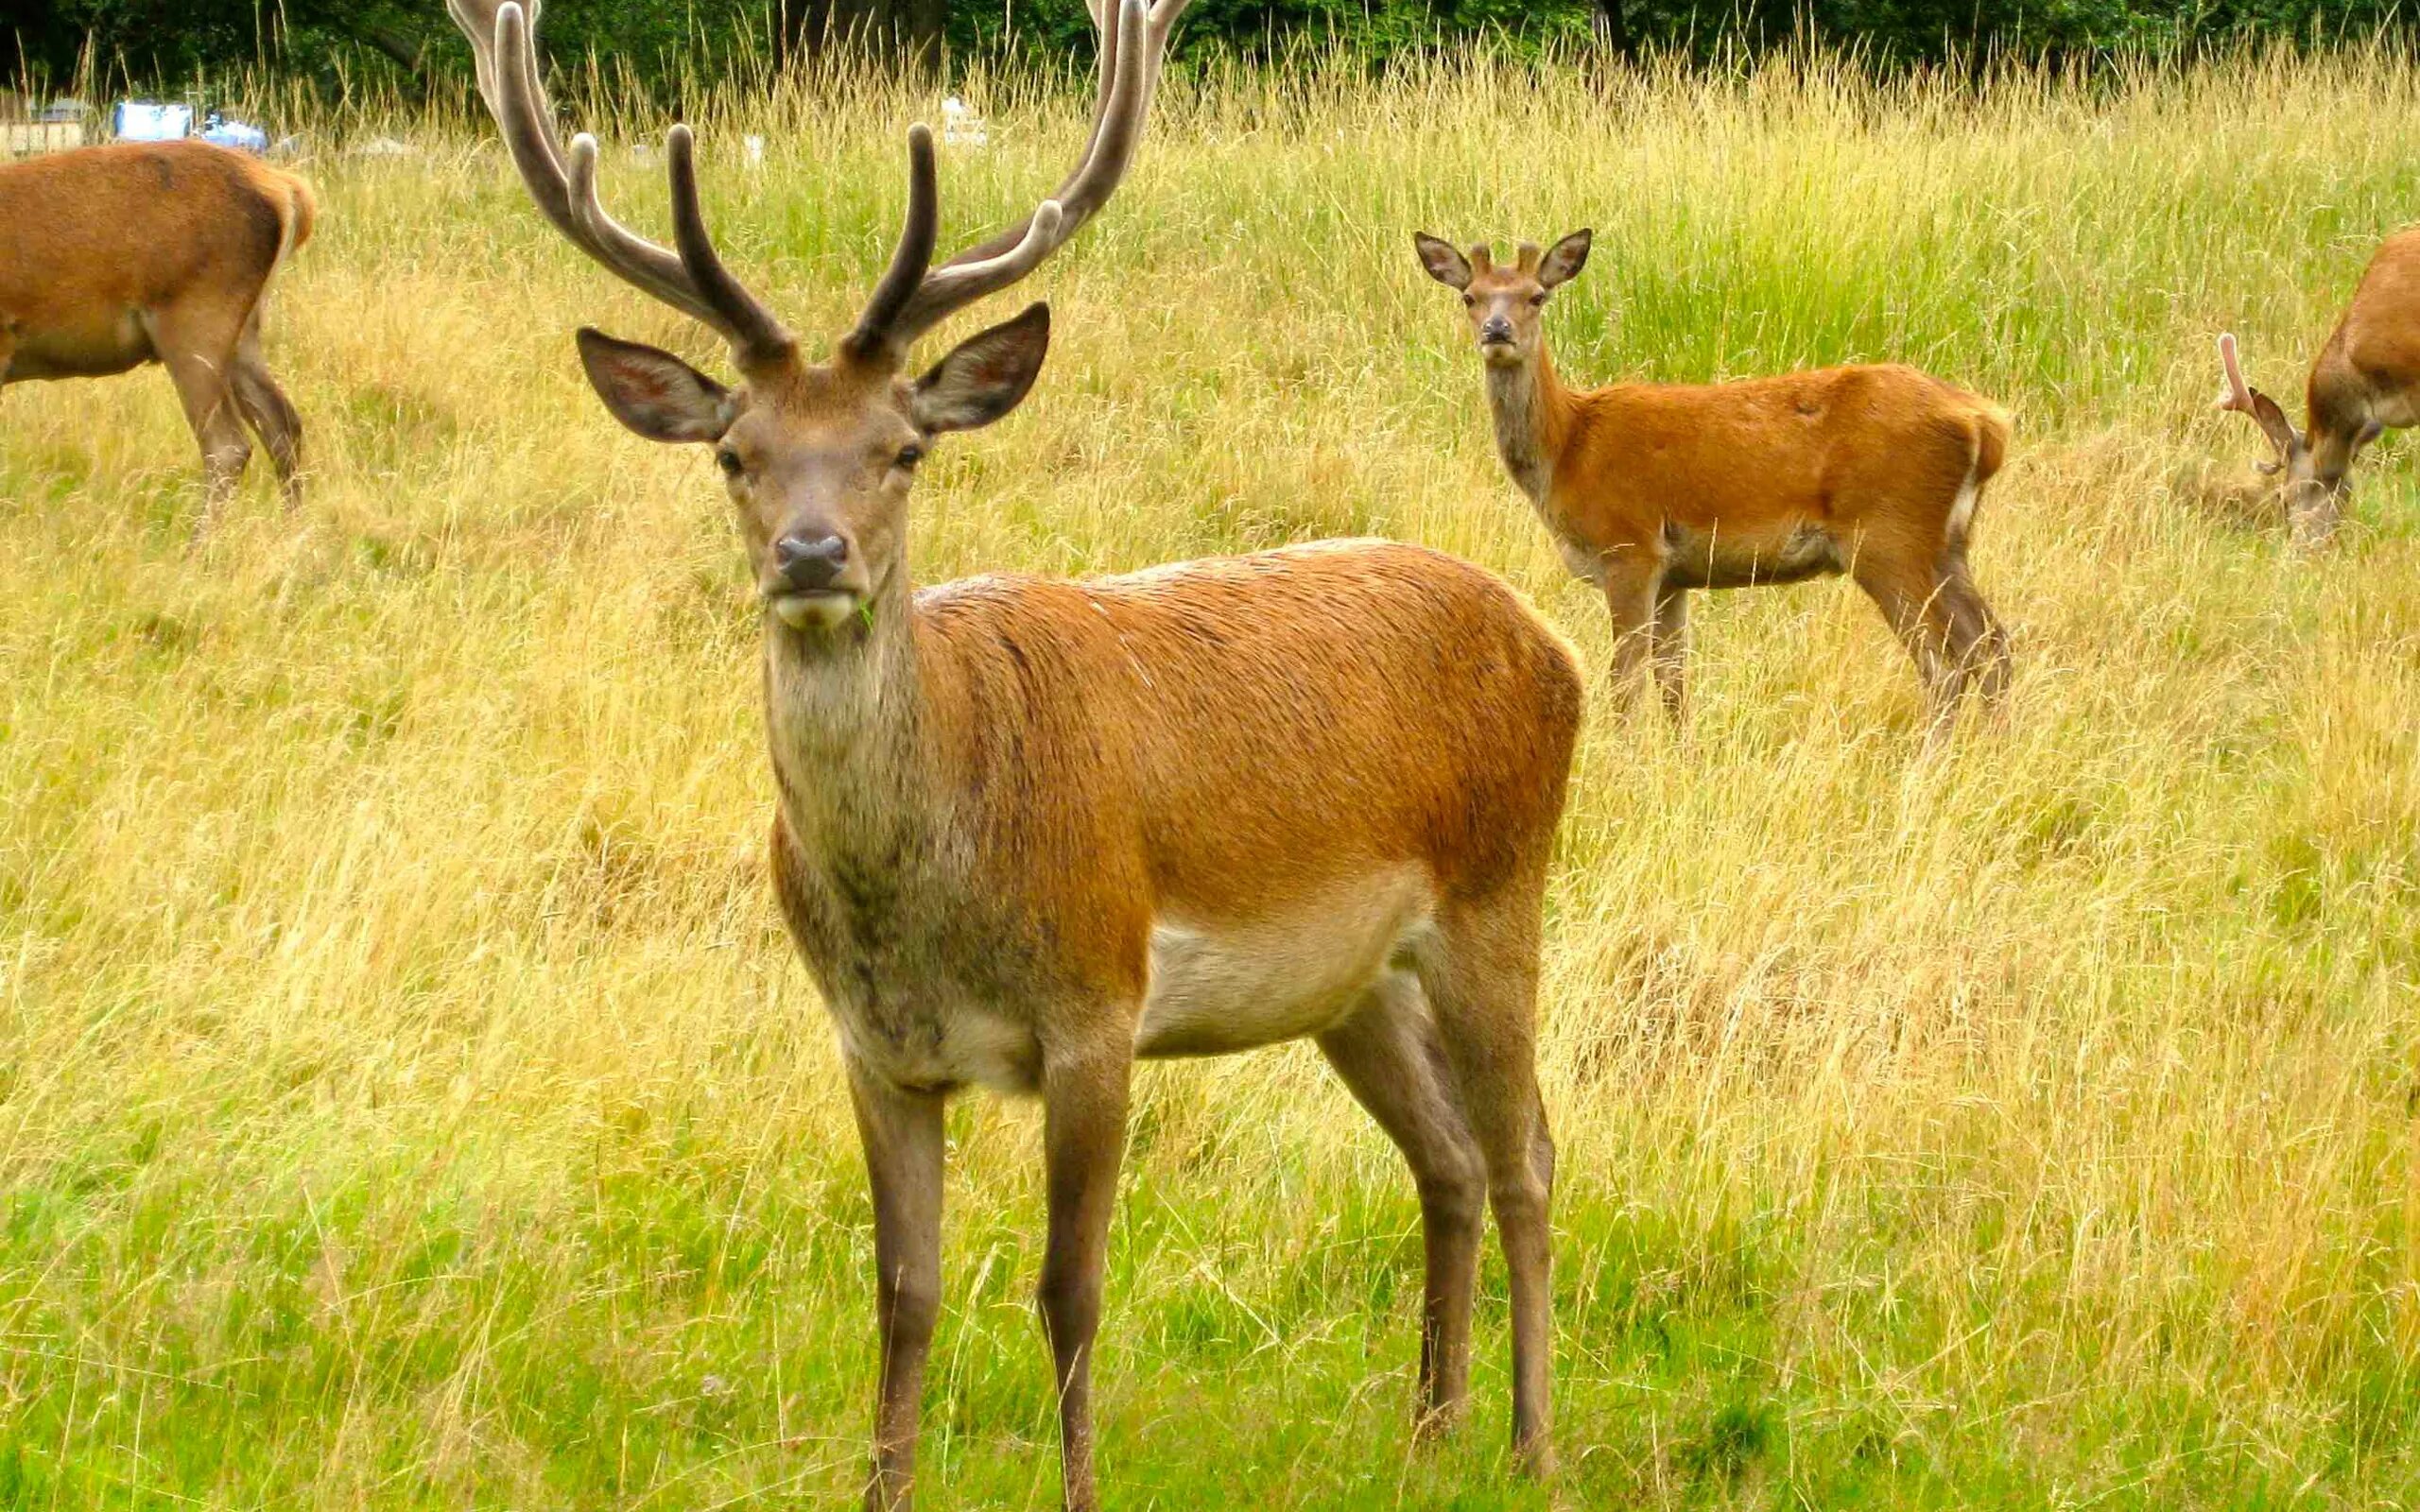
(744, 134, 766, 167)
(199, 113, 268, 154)
(3, 122, 82, 156)
(113, 101, 193, 142)
(942, 96, 988, 148)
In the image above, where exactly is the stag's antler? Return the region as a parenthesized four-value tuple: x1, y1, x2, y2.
(2215, 333, 2303, 468)
(446, 0, 796, 367)
(847, 0, 1195, 359)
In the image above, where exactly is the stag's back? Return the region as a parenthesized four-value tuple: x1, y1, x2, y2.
(915, 541, 1585, 914)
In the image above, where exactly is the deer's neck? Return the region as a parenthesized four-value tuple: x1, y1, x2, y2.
(1485, 340, 1576, 507)
(762, 580, 938, 869)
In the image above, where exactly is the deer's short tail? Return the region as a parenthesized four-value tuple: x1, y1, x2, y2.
(271, 170, 318, 267)
(1971, 403, 2013, 487)
(1949, 404, 2014, 546)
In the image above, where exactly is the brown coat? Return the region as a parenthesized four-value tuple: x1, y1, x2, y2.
(0, 141, 315, 514)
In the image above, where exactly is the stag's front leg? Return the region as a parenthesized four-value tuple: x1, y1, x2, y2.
(1599, 549, 1665, 714)
(1650, 579, 1690, 724)
(847, 1057, 947, 1512)
(1038, 1040, 1134, 1512)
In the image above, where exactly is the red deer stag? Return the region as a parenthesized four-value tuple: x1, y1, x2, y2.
(448, 3, 1581, 1506)
(0, 139, 313, 525)
(1417, 230, 2014, 729)
(2215, 230, 2420, 545)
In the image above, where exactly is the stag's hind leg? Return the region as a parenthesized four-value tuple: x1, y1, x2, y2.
(1851, 547, 1965, 730)
(1937, 554, 2012, 708)
(1411, 894, 1556, 1477)
(142, 305, 252, 532)
(229, 311, 304, 506)
(1318, 971, 1487, 1435)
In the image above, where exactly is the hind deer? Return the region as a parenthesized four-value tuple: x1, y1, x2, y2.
(2214, 229, 2420, 546)
(1, 139, 313, 527)
(1417, 230, 2014, 729)
(447, 4, 1581, 1506)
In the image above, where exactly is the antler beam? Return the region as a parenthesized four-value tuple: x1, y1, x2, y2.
(849, 0, 1194, 358)
(447, 0, 795, 367)
(2215, 332, 2303, 462)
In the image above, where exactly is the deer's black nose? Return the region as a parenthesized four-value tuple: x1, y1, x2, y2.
(1479, 316, 1514, 344)
(774, 533, 849, 592)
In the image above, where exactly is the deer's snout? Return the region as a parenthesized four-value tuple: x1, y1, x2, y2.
(774, 532, 850, 593)
(1479, 315, 1515, 345)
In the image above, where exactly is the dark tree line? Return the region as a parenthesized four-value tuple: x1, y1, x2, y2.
(8, 0, 2411, 95)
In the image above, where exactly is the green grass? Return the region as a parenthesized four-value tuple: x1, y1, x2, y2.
(3, 39, 2418, 1510)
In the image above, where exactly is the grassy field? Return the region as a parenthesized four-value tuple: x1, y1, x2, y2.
(4, 39, 2418, 1510)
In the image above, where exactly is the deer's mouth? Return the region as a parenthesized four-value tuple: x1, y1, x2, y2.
(769, 590, 861, 631)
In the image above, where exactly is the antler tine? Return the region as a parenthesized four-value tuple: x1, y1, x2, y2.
(2216, 332, 2256, 413)
(1018, 0, 1194, 239)
(2213, 332, 2306, 464)
(665, 126, 796, 362)
(855, 0, 1189, 355)
(845, 125, 942, 356)
(451, 0, 793, 365)
(944, 0, 1194, 268)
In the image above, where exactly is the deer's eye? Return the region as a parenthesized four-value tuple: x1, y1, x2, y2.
(1461, 293, 1477, 308)
(1530, 292, 1548, 307)
(716, 448, 744, 478)
(895, 443, 926, 472)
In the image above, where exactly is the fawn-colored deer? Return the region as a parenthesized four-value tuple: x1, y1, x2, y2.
(2215, 229, 2420, 545)
(0, 140, 314, 524)
(1417, 230, 2014, 727)
(448, 3, 1582, 1506)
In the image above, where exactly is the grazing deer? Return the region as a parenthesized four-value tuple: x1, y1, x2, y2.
(2215, 231, 2420, 546)
(1416, 230, 2014, 728)
(447, 3, 1581, 1506)
(0, 140, 313, 524)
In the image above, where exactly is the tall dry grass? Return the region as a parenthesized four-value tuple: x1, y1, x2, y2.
(1, 39, 2415, 1509)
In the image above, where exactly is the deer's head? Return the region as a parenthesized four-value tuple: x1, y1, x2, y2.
(2213, 332, 2373, 541)
(448, 0, 1189, 637)
(1413, 231, 1592, 369)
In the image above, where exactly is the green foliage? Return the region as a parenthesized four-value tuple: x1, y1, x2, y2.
(8, 0, 2415, 97)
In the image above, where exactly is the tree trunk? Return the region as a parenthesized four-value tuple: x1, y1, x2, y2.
(903, 0, 947, 64)
(780, 0, 944, 65)
(1593, 0, 1633, 58)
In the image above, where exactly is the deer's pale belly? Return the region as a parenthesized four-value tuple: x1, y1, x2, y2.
(821, 870, 1437, 1094)
(1134, 869, 1437, 1058)
(5, 311, 151, 381)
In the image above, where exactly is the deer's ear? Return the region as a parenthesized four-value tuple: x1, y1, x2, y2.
(577, 328, 734, 444)
(1413, 232, 1473, 291)
(2247, 388, 2307, 462)
(1537, 228, 1593, 290)
(912, 302, 1051, 435)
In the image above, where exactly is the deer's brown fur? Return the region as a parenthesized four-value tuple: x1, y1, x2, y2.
(1418, 230, 2014, 727)
(2217, 229, 2420, 546)
(0, 140, 314, 522)
(450, 3, 1580, 1506)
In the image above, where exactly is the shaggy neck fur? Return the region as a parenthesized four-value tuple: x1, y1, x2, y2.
(763, 574, 935, 867)
(1486, 337, 1575, 508)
